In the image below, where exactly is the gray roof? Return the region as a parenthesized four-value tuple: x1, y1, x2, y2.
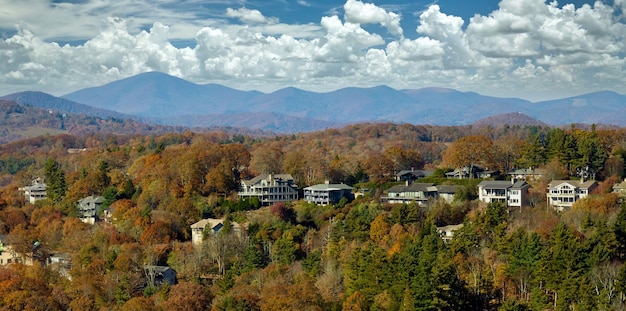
(242, 173, 294, 187)
(548, 179, 597, 189)
(396, 170, 434, 177)
(478, 180, 529, 189)
(436, 185, 461, 194)
(387, 183, 435, 193)
(78, 195, 105, 205)
(304, 183, 354, 191)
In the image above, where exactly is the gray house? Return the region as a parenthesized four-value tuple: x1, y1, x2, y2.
(303, 182, 354, 205)
(77, 196, 105, 224)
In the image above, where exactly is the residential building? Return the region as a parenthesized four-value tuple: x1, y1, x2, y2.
(77, 195, 105, 224)
(190, 218, 244, 245)
(435, 185, 462, 203)
(546, 179, 598, 211)
(614, 179, 626, 199)
(445, 165, 498, 179)
(396, 169, 433, 182)
(303, 182, 354, 205)
(238, 173, 298, 206)
(508, 168, 546, 181)
(437, 224, 464, 242)
(0, 235, 33, 266)
(478, 180, 530, 208)
(19, 178, 47, 204)
(144, 265, 177, 287)
(383, 182, 438, 206)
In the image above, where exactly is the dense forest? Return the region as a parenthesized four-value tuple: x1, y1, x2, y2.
(1, 122, 626, 310)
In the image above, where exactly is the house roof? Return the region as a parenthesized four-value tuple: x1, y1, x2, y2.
(190, 218, 242, 231)
(614, 180, 626, 191)
(436, 185, 461, 194)
(508, 168, 547, 175)
(548, 179, 597, 189)
(78, 195, 105, 205)
(22, 183, 47, 191)
(304, 183, 354, 191)
(242, 173, 294, 187)
(396, 170, 434, 178)
(479, 180, 529, 189)
(387, 183, 435, 193)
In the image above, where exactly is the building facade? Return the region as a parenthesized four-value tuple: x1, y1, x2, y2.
(238, 173, 298, 206)
(547, 179, 597, 211)
(303, 182, 354, 205)
(478, 180, 530, 208)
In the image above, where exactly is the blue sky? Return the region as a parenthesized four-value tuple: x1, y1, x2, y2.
(0, 0, 625, 101)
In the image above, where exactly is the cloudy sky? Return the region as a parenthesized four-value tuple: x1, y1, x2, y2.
(0, 0, 625, 101)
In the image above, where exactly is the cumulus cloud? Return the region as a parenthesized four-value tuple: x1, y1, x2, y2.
(0, 0, 625, 101)
(344, 0, 403, 37)
(225, 7, 278, 24)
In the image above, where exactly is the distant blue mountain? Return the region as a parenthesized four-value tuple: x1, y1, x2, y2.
(4, 71, 624, 132)
(0, 91, 132, 119)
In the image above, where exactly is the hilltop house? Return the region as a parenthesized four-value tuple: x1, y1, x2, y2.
(508, 168, 546, 181)
(478, 180, 530, 208)
(435, 185, 462, 203)
(190, 218, 244, 245)
(77, 195, 105, 224)
(547, 179, 597, 211)
(446, 165, 498, 179)
(303, 182, 354, 205)
(396, 169, 433, 182)
(144, 265, 177, 287)
(238, 173, 298, 206)
(437, 224, 464, 242)
(19, 178, 47, 204)
(383, 182, 438, 206)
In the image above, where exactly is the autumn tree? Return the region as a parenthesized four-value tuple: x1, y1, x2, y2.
(442, 135, 495, 178)
(384, 146, 424, 172)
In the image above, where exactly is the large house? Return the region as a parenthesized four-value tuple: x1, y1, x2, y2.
(383, 182, 438, 205)
(435, 185, 462, 203)
(19, 178, 47, 204)
(303, 182, 354, 205)
(508, 168, 546, 181)
(238, 173, 299, 206)
(190, 218, 244, 245)
(478, 180, 530, 208)
(395, 169, 433, 182)
(446, 166, 498, 179)
(77, 195, 105, 224)
(546, 179, 598, 211)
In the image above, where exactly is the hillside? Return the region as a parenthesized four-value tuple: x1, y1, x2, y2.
(0, 100, 269, 144)
(472, 112, 548, 127)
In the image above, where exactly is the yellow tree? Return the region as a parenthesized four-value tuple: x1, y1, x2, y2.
(442, 135, 495, 178)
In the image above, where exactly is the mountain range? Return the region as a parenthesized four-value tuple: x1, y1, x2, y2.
(2, 71, 625, 133)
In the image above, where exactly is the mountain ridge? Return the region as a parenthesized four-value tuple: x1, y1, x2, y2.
(3, 71, 625, 133)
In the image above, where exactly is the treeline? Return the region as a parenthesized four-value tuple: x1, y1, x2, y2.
(0, 123, 625, 310)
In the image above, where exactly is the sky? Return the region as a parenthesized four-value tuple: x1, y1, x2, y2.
(0, 0, 625, 101)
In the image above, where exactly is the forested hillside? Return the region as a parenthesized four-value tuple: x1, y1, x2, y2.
(1, 122, 626, 310)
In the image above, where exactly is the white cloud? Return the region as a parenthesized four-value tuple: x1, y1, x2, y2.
(0, 0, 624, 101)
(343, 0, 403, 37)
(225, 7, 278, 24)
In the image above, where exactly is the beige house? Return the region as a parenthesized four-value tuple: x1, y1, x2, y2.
(0, 235, 33, 266)
(238, 173, 298, 206)
(614, 179, 626, 198)
(547, 179, 597, 211)
(190, 218, 244, 245)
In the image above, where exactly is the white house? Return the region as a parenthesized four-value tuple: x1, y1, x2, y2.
(478, 180, 530, 208)
(547, 179, 597, 211)
(238, 173, 298, 206)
